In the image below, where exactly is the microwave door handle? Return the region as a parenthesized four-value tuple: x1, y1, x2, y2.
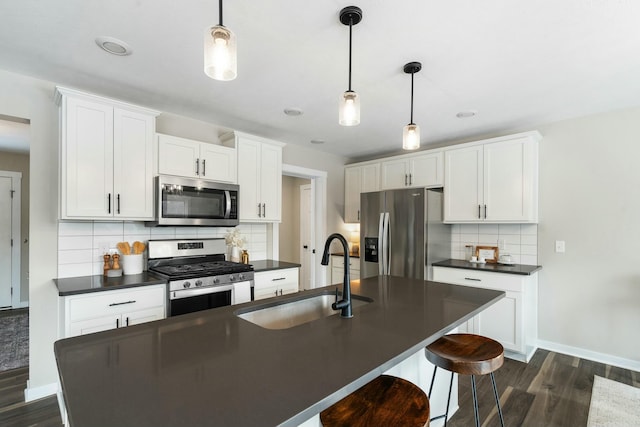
(225, 190, 232, 218)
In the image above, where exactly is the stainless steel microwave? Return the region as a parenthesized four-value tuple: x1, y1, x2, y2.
(147, 175, 239, 227)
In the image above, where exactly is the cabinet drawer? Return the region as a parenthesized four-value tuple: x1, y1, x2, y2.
(255, 268, 298, 287)
(68, 285, 165, 322)
(433, 267, 524, 293)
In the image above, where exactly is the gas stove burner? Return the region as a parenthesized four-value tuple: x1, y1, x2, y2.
(149, 259, 253, 279)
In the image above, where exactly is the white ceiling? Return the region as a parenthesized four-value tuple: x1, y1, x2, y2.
(1, 0, 640, 160)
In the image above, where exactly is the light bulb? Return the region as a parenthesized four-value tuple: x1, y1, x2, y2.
(204, 25, 237, 81)
(403, 124, 420, 150)
(339, 91, 360, 126)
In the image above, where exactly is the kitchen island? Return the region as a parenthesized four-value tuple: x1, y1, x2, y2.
(54, 276, 503, 427)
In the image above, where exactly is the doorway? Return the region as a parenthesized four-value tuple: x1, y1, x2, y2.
(280, 164, 328, 289)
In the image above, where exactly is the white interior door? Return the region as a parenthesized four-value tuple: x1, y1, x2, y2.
(0, 175, 13, 308)
(300, 184, 313, 290)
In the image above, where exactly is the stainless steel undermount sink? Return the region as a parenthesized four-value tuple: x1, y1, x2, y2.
(235, 291, 373, 330)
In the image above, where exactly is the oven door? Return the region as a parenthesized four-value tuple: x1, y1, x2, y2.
(156, 176, 239, 226)
(169, 285, 234, 317)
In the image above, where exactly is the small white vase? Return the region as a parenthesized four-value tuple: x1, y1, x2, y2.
(231, 246, 241, 262)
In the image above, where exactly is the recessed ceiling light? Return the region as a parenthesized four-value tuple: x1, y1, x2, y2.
(95, 36, 132, 56)
(284, 108, 303, 117)
(456, 110, 477, 118)
(310, 139, 325, 144)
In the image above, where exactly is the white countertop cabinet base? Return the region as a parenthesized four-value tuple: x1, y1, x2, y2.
(433, 266, 538, 362)
(254, 268, 299, 300)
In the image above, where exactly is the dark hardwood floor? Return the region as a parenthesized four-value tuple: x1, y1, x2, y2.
(0, 367, 62, 427)
(0, 349, 637, 426)
(446, 349, 640, 427)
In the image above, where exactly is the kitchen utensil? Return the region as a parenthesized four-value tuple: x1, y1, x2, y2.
(133, 241, 146, 255)
(117, 242, 131, 255)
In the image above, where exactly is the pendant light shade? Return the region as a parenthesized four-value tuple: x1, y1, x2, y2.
(338, 6, 362, 126)
(204, 0, 237, 81)
(402, 62, 422, 150)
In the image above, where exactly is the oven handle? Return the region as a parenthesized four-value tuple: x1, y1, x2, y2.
(170, 284, 234, 300)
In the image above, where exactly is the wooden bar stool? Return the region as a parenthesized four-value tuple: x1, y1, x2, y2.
(425, 334, 505, 427)
(320, 375, 430, 427)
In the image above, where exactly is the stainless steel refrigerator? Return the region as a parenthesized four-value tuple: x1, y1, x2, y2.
(360, 188, 451, 281)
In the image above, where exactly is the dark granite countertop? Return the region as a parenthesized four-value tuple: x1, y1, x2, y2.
(55, 276, 503, 427)
(433, 259, 542, 275)
(53, 272, 167, 296)
(251, 259, 301, 272)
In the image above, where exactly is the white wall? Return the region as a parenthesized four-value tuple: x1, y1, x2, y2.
(0, 69, 59, 391)
(536, 108, 640, 364)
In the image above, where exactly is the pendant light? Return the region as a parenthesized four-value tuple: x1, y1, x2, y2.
(402, 62, 422, 150)
(338, 6, 362, 126)
(204, 0, 237, 81)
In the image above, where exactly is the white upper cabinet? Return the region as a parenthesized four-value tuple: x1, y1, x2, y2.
(344, 162, 380, 223)
(444, 131, 540, 223)
(56, 87, 159, 220)
(225, 132, 284, 222)
(157, 133, 237, 183)
(380, 151, 443, 190)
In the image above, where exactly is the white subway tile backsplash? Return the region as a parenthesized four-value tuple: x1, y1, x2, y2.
(451, 222, 538, 265)
(58, 220, 271, 277)
(93, 222, 124, 236)
(59, 221, 93, 236)
(59, 235, 93, 250)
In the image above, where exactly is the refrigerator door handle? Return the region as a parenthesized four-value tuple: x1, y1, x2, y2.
(383, 212, 390, 275)
(378, 213, 385, 276)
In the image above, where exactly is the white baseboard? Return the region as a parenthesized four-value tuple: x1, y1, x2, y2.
(537, 339, 640, 372)
(24, 381, 58, 402)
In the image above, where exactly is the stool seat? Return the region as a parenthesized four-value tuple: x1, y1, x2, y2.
(320, 375, 430, 427)
(426, 333, 504, 376)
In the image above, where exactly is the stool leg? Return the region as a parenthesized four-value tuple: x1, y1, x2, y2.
(443, 372, 454, 427)
(428, 366, 438, 398)
(490, 372, 505, 427)
(471, 375, 480, 427)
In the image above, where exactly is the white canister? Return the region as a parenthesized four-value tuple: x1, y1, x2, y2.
(122, 254, 143, 275)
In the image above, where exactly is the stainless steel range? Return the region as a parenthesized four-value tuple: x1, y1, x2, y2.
(148, 238, 253, 317)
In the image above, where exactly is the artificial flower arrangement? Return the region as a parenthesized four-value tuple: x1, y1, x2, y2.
(224, 228, 247, 248)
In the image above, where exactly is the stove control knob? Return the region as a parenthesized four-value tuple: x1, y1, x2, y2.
(238, 273, 245, 280)
(183, 281, 191, 289)
(213, 277, 220, 284)
(195, 280, 203, 287)
(229, 275, 236, 281)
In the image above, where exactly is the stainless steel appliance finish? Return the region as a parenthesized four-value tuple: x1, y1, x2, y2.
(148, 175, 239, 227)
(360, 188, 451, 281)
(148, 238, 253, 317)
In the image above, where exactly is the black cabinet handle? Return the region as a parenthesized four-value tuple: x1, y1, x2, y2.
(109, 300, 136, 307)
(262, 203, 266, 217)
(116, 318, 119, 328)
(405, 174, 408, 186)
(478, 204, 481, 219)
(409, 173, 413, 185)
(202, 159, 206, 176)
(117, 194, 121, 214)
(272, 277, 286, 281)
(465, 277, 481, 282)
(257, 203, 261, 217)
(196, 158, 200, 176)
(126, 317, 129, 327)
(108, 193, 112, 214)
(484, 204, 487, 219)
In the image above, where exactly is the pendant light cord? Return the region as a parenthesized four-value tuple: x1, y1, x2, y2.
(219, 0, 223, 26)
(410, 72, 415, 124)
(348, 18, 353, 91)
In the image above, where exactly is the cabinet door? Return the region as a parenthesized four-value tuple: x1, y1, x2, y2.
(63, 97, 114, 218)
(200, 143, 237, 183)
(483, 138, 537, 222)
(344, 167, 362, 223)
(380, 159, 409, 190)
(259, 143, 282, 221)
(237, 138, 261, 221)
(361, 164, 380, 193)
(410, 151, 443, 188)
(157, 134, 199, 178)
(123, 306, 165, 327)
(444, 146, 483, 222)
(69, 314, 120, 337)
(476, 291, 522, 353)
(113, 109, 155, 219)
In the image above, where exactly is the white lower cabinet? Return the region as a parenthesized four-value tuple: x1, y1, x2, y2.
(60, 285, 166, 338)
(433, 266, 537, 362)
(330, 255, 360, 285)
(254, 268, 299, 300)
